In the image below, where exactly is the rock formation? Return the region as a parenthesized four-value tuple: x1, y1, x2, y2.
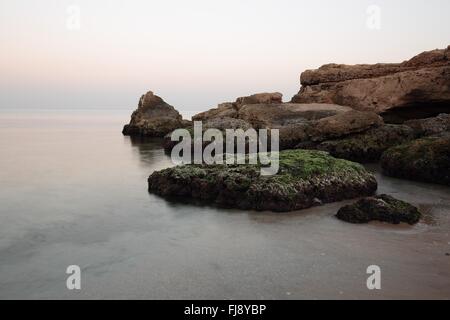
(181, 93, 370, 155)
(168, 104, 418, 163)
(132, 46, 450, 213)
(292, 46, 450, 122)
(235, 92, 283, 107)
(167, 107, 389, 159)
(380, 133, 450, 186)
(237, 103, 351, 129)
(316, 124, 415, 163)
(192, 92, 352, 128)
(148, 150, 377, 212)
(192, 92, 283, 122)
(122, 91, 190, 137)
(336, 194, 421, 224)
(308, 111, 383, 142)
(404, 113, 450, 137)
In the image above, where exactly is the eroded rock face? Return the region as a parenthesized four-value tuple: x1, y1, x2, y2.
(192, 92, 351, 125)
(192, 92, 283, 122)
(165, 109, 389, 158)
(300, 63, 411, 86)
(235, 92, 283, 107)
(204, 117, 253, 131)
(123, 91, 190, 137)
(164, 104, 415, 164)
(148, 150, 377, 212)
(309, 111, 383, 142)
(292, 46, 450, 121)
(192, 89, 352, 127)
(381, 133, 450, 186)
(187, 99, 356, 152)
(336, 194, 421, 224)
(237, 103, 352, 129)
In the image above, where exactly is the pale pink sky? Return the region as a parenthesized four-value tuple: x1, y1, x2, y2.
(0, 0, 449, 117)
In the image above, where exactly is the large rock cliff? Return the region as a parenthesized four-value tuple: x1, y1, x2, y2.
(291, 46, 450, 122)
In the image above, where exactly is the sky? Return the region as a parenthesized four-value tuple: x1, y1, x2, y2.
(0, 0, 449, 117)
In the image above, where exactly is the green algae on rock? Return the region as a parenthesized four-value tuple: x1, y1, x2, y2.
(148, 150, 377, 212)
(336, 194, 422, 224)
(380, 134, 450, 186)
(317, 124, 415, 163)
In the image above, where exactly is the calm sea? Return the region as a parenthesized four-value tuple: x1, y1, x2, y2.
(0, 109, 449, 299)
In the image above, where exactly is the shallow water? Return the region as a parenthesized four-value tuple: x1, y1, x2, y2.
(0, 109, 449, 299)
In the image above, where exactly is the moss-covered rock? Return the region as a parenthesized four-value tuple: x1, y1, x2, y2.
(380, 134, 450, 185)
(317, 124, 415, 163)
(336, 194, 421, 224)
(148, 150, 377, 212)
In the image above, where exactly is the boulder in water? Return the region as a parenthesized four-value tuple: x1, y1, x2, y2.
(148, 150, 377, 212)
(336, 194, 421, 224)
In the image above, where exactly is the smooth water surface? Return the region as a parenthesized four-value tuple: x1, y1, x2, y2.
(0, 109, 449, 299)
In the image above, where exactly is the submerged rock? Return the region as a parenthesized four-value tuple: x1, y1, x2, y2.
(148, 150, 377, 212)
(336, 194, 421, 224)
(292, 46, 450, 122)
(380, 133, 450, 186)
(316, 124, 415, 163)
(123, 91, 190, 137)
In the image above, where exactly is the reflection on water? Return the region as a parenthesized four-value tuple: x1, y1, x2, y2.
(128, 136, 169, 166)
(0, 109, 449, 299)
